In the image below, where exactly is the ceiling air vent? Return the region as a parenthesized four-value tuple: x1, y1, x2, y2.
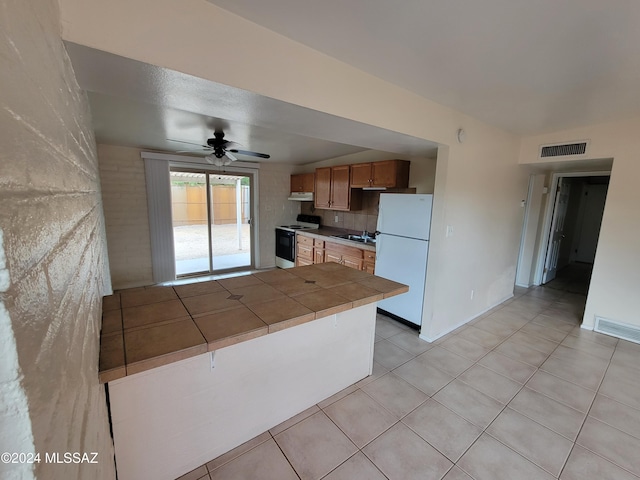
(539, 140, 588, 159)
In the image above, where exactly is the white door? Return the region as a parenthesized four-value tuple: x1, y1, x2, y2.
(376, 234, 429, 326)
(543, 181, 571, 283)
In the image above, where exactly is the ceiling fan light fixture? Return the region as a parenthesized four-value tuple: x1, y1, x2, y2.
(205, 154, 233, 167)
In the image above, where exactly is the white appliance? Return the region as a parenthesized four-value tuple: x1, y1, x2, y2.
(375, 194, 433, 327)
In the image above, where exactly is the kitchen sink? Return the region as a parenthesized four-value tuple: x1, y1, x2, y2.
(331, 234, 376, 244)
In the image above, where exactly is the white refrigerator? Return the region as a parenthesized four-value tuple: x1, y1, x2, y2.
(375, 194, 433, 327)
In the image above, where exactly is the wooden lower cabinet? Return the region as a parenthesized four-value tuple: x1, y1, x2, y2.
(313, 239, 325, 264)
(324, 241, 366, 271)
(296, 237, 314, 266)
(363, 250, 376, 274)
(297, 233, 375, 272)
(325, 251, 342, 264)
(343, 255, 363, 270)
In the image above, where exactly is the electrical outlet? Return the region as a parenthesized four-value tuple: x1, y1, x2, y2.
(446, 225, 453, 237)
(470, 290, 474, 300)
(334, 214, 339, 223)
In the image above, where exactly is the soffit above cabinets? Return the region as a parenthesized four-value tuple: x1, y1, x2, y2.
(66, 43, 439, 165)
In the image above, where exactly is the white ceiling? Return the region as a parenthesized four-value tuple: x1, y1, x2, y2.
(66, 44, 439, 165)
(68, 1, 640, 165)
(208, 0, 640, 135)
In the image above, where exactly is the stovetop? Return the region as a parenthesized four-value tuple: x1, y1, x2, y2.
(278, 214, 322, 232)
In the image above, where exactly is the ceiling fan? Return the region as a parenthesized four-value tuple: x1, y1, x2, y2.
(168, 130, 270, 166)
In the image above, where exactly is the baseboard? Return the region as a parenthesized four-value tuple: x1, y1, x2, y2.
(419, 293, 514, 343)
(515, 282, 532, 288)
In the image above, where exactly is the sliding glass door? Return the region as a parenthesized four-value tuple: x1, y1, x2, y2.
(170, 168, 252, 276)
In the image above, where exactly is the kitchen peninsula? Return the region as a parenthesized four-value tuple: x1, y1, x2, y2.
(99, 263, 407, 480)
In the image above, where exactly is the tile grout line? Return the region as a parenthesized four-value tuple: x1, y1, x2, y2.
(561, 341, 640, 479)
(196, 285, 625, 480)
(477, 288, 627, 478)
(423, 293, 583, 478)
(269, 430, 303, 480)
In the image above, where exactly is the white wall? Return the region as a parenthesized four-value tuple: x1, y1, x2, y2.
(520, 117, 640, 329)
(0, 1, 115, 478)
(58, 0, 529, 340)
(423, 139, 529, 340)
(515, 174, 546, 287)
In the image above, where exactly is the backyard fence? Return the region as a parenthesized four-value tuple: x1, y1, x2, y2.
(171, 184, 249, 227)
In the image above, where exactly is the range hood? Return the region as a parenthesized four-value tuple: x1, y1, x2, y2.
(288, 192, 314, 201)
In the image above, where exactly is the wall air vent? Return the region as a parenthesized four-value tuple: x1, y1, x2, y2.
(539, 141, 589, 159)
(594, 316, 640, 344)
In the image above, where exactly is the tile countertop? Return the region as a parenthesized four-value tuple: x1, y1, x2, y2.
(99, 263, 407, 383)
(298, 227, 376, 252)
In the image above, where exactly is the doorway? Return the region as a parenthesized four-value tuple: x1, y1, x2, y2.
(170, 168, 252, 276)
(539, 173, 610, 293)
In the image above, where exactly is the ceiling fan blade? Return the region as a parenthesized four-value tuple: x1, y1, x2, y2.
(225, 151, 238, 162)
(167, 138, 209, 148)
(227, 149, 270, 159)
(175, 149, 211, 153)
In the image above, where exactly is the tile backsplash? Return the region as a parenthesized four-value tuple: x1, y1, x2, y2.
(301, 191, 380, 232)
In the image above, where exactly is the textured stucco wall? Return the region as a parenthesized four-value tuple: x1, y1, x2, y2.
(0, 1, 115, 479)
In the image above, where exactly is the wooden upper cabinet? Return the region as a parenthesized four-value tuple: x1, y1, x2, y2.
(372, 160, 409, 187)
(314, 165, 361, 211)
(314, 167, 332, 208)
(290, 173, 315, 192)
(349, 160, 410, 189)
(350, 163, 373, 188)
(330, 165, 351, 210)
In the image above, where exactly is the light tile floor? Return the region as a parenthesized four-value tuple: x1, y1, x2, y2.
(177, 284, 640, 480)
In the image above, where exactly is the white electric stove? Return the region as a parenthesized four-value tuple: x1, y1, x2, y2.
(275, 214, 321, 268)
